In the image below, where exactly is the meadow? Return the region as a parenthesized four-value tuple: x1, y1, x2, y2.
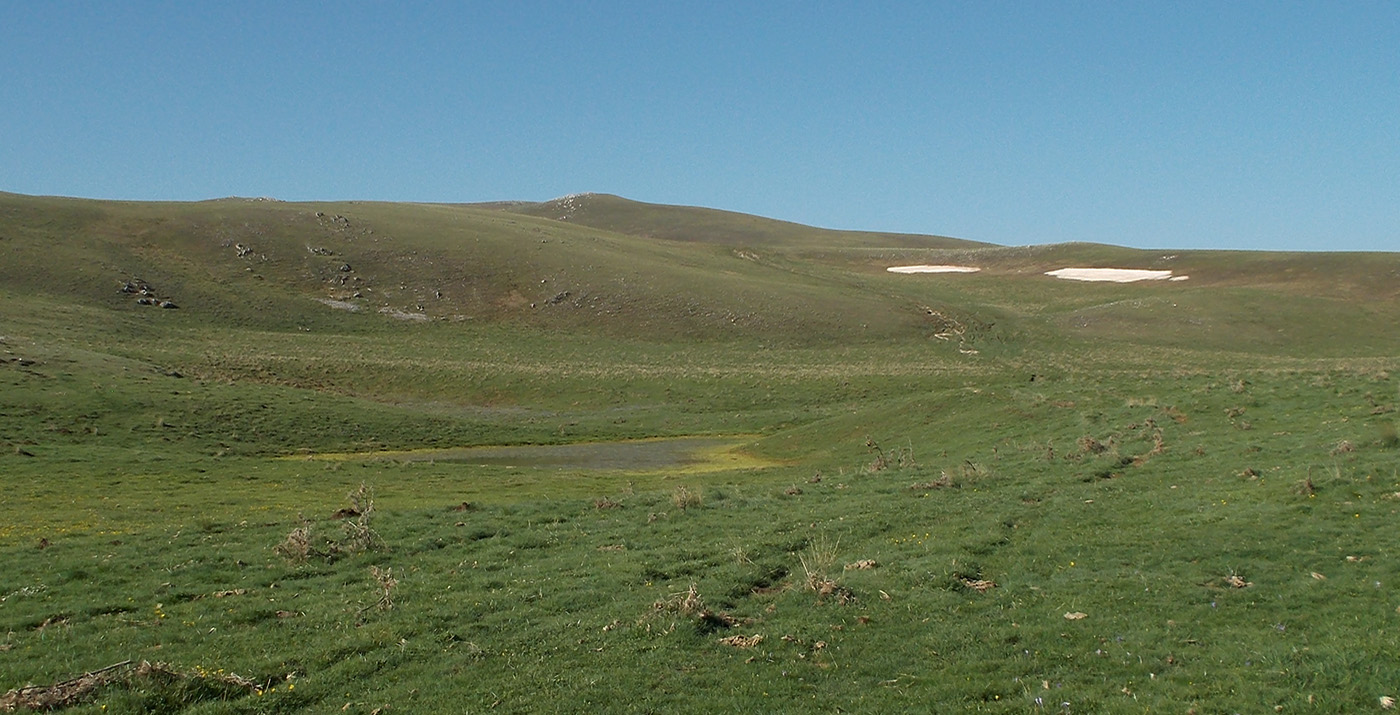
(2, 192, 1399, 712)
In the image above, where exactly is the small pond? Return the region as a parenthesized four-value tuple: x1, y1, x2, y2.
(302, 436, 764, 473)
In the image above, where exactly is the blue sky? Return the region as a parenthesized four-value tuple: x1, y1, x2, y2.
(3, 2, 1397, 251)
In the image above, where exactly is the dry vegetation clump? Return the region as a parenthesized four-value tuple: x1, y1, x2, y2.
(1078, 436, 1109, 454)
(716, 634, 764, 648)
(369, 565, 398, 611)
(275, 483, 386, 564)
(865, 438, 888, 471)
(1147, 426, 1166, 456)
(909, 473, 954, 491)
(651, 583, 737, 630)
(273, 519, 315, 563)
(864, 438, 917, 473)
(958, 460, 993, 482)
(340, 483, 384, 553)
(799, 535, 855, 604)
(0, 660, 265, 711)
(671, 485, 702, 511)
(1223, 572, 1253, 589)
(960, 577, 997, 593)
(655, 583, 706, 617)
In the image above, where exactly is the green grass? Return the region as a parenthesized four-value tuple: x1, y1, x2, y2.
(3, 191, 1400, 712)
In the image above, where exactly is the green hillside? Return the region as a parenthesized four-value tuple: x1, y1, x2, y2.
(2, 191, 1399, 713)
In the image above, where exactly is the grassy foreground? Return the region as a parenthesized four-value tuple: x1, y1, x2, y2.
(2, 192, 1400, 713)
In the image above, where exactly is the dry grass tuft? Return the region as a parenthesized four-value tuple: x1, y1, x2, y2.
(1078, 436, 1109, 454)
(652, 583, 737, 629)
(274, 519, 315, 564)
(369, 565, 398, 611)
(0, 660, 264, 711)
(671, 485, 702, 510)
(275, 484, 385, 564)
(717, 634, 764, 648)
(799, 535, 840, 591)
(655, 583, 706, 617)
(340, 484, 384, 554)
(909, 473, 954, 491)
(1223, 573, 1253, 589)
(960, 577, 997, 593)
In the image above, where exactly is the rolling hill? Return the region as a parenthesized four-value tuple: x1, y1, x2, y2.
(3, 190, 1399, 712)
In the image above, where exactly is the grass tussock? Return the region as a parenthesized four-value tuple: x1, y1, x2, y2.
(671, 485, 702, 511)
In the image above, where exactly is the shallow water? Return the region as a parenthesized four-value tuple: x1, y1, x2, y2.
(312, 436, 756, 472)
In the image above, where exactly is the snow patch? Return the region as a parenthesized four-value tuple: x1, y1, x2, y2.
(315, 298, 361, 312)
(887, 265, 982, 274)
(378, 307, 430, 322)
(1046, 268, 1187, 283)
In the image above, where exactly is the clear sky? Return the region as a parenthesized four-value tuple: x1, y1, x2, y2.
(3, 2, 1397, 251)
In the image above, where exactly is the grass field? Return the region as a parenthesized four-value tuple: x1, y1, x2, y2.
(2, 191, 1399, 712)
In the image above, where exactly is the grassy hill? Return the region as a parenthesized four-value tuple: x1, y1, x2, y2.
(2, 191, 1399, 712)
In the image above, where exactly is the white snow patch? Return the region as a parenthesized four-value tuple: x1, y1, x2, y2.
(1046, 268, 1180, 283)
(378, 307, 430, 322)
(887, 265, 982, 274)
(315, 298, 361, 312)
